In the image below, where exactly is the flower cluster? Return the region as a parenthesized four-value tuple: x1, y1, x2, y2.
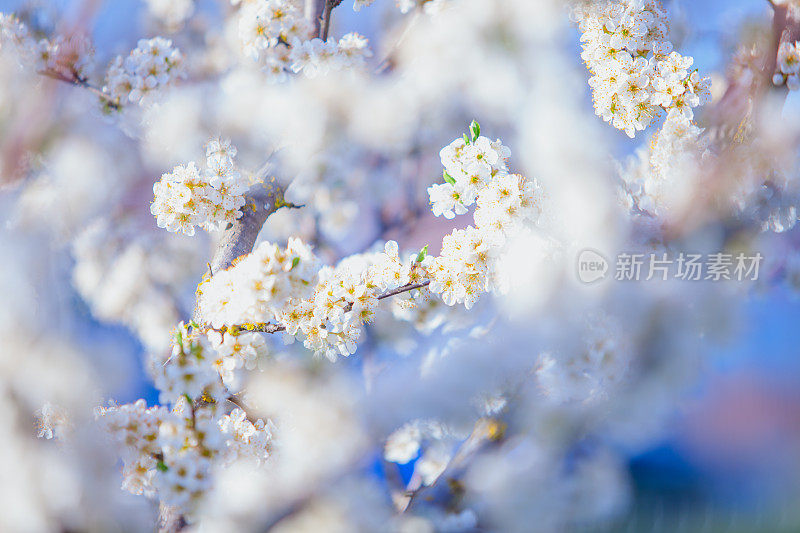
(207, 330, 269, 386)
(218, 408, 274, 465)
(197, 237, 319, 328)
(428, 123, 544, 308)
(575, 0, 711, 137)
(0, 13, 93, 78)
(287, 33, 372, 78)
(150, 138, 249, 236)
(650, 111, 707, 178)
(0, 13, 27, 48)
(97, 398, 222, 511)
(237, 0, 312, 60)
(620, 109, 707, 215)
(155, 401, 223, 510)
(97, 322, 274, 515)
(95, 399, 169, 498)
(154, 322, 227, 405)
(728, 141, 800, 234)
(278, 241, 429, 360)
(536, 317, 631, 404)
(235, 0, 371, 80)
(279, 269, 377, 360)
(773, 40, 800, 91)
(428, 124, 511, 219)
(194, 123, 542, 359)
(197, 236, 411, 360)
(103, 37, 184, 106)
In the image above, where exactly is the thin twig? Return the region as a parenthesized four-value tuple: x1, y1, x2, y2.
(226, 394, 262, 425)
(376, 10, 420, 74)
(377, 280, 430, 301)
(38, 68, 121, 110)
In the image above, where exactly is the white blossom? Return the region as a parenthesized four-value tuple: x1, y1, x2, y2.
(774, 40, 800, 91)
(103, 37, 184, 106)
(575, 0, 711, 137)
(150, 138, 249, 236)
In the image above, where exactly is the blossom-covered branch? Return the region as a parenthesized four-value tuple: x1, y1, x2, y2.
(0, 13, 185, 112)
(203, 279, 433, 335)
(710, 0, 800, 129)
(87, 118, 544, 526)
(574, 0, 711, 138)
(13, 1, 800, 531)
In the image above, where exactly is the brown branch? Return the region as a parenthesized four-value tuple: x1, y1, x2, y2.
(226, 394, 249, 412)
(210, 182, 287, 275)
(192, 180, 289, 324)
(320, 0, 343, 41)
(321, 2, 334, 41)
(665, 5, 800, 238)
(162, 181, 290, 533)
(764, 6, 800, 100)
(38, 68, 121, 110)
(157, 506, 187, 533)
(709, 5, 800, 130)
(305, 0, 326, 38)
(226, 394, 262, 425)
(306, 0, 342, 41)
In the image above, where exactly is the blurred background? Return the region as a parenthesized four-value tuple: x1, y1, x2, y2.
(2, 0, 800, 531)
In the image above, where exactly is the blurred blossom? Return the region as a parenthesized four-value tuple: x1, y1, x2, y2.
(2, 0, 800, 531)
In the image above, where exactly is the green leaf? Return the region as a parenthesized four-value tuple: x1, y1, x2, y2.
(463, 133, 470, 145)
(470, 120, 481, 142)
(156, 461, 168, 472)
(443, 171, 456, 185)
(291, 257, 300, 270)
(416, 245, 429, 263)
